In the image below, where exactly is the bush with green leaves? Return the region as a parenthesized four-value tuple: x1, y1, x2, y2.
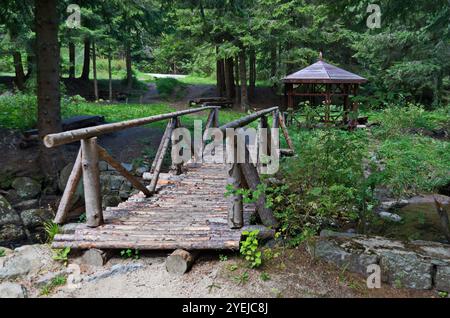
(155, 78, 186, 99)
(240, 230, 262, 268)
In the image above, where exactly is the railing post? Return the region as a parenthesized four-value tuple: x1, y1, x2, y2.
(227, 133, 243, 229)
(81, 137, 103, 227)
(171, 117, 183, 175)
(213, 107, 219, 128)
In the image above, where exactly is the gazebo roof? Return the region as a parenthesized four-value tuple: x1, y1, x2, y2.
(283, 60, 367, 84)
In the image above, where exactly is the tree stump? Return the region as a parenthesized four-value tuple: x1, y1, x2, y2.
(81, 249, 111, 267)
(165, 249, 198, 275)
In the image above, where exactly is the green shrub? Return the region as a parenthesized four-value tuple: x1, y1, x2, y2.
(155, 78, 186, 99)
(0, 93, 37, 130)
(240, 230, 262, 268)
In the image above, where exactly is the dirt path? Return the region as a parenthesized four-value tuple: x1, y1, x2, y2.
(49, 246, 434, 298)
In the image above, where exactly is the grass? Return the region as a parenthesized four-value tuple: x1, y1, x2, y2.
(40, 275, 67, 296)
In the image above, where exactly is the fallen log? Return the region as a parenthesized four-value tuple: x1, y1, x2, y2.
(165, 249, 199, 275)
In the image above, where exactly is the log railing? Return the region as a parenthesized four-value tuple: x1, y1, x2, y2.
(47, 106, 220, 226)
(218, 107, 295, 229)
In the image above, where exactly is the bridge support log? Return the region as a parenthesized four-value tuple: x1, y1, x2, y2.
(97, 145, 151, 197)
(240, 163, 279, 228)
(227, 163, 244, 229)
(54, 148, 82, 224)
(81, 137, 103, 227)
(166, 249, 198, 275)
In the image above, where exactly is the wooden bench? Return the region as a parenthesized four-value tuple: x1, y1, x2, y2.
(189, 97, 233, 108)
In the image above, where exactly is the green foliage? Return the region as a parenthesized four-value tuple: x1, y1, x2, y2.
(219, 254, 228, 262)
(40, 275, 67, 296)
(78, 213, 87, 223)
(233, 271, 249, 285)
(240, 230, 262, 268)
(155, 78, 186, 99)
(260, 272, 271, 281)
(0, 248, 5, 257)
(52, 247, 71, 265)
(43, 221, 60, 243)
(0, 93, 37, 130)
(120, 249, 140, 259)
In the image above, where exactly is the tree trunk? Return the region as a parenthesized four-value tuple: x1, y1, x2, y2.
(125, 43, 133, 91)
(270, 43, 277, 78)
(216, 59, 226, 97)
(108, 53, 113, 102)
(25, 53, 35, 80)
(12, 51, 25, 91)
(224, 58, 235, 99)
(35, 0, 63, 177)
(234, 56, 240, 105)
(249, 48, 256, 101)
(92, 41, 98, 101)
(80, 38, 90, 81)
(69, 42, 75, 79)
(165, 249, 198, 275)
(239, 48, 249, 111)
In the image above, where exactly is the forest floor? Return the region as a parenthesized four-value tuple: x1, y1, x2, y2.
(49, 245, 435, 298)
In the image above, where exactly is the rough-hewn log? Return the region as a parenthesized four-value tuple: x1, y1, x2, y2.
(97, 145, 151, 197)
(219, 107, 278, 132)
(44, 106, 219, 148)
(278, 112, 294, 151)
(227, 163, 244, 229)
(171, 117, 184, 175)
(213, 108, 219, 128)
(54, 148, 83, 224)
(239, 163, 279, 228)
(202, 109, 215, 142)
(81, 248, 111, 267)
(434, 198, 450, 243)
(81, 138, 103, 227)
(148, 119, 176, 194)
(165, 249, 199, 275)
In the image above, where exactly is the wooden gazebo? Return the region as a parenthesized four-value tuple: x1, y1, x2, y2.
(282, 54, 367, 123)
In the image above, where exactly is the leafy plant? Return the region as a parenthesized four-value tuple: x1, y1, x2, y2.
(40, 275, 67, 296)
(227, 264, 238, 272)
(120, 249, 140, 259)
(52, 247, 71, 265)
(43, 221, 60, 243)
(240, 230, 262, 268)
(219, 254, 228, 262)
(78, 213, 86, 223)
(260, 272, 271, 281)
(233, 271, 249, 285)
(0, 248, 5, 257)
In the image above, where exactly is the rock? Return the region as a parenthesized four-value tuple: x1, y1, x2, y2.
(380, 250, 433, 290)
(107, 162, 132, 172)
(0, 282, 27, 298)
(378, 211, 402, 222)
(313, 238, 379, 275)
(35, 270, 67, 288)
(11, 177, 41, 199)
(84, 263, 144, 282)
(80, 249, 110, 267)
(380, 199, 408, 211)
(58, 163, 83, 199)
(99, 161, 108, 172)
(0, 195, 26, 244)
(135, 166, 149, 177)
(3, 189, 20, 205)
(13, 199, 39, 211)
(0, 244, 54, 281)
(109, 176, 125, 191)
(435, 266, 450, 292)
(20, 209, 54, 228)
(102, 194, 122, 208)
(119, 182, 133, 199)
(320, 229, 357, 238)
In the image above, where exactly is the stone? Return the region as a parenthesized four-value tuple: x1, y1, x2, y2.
(378, 211, 402, 222)
(0, 282, 27, 298)
(0, 244, 54, 281)
(13, 199, 39, 211)
(84, 263, 144, 282)
(320, 229, 357, 238)
(314, 238, 379, 275)
(11, 177, 41, 199)
(119, 181, 133, 199)
(102, 194, 122, 208)
(380, 199, 408, 211)
(35, 270, 67, 288)
(0, 195, 26, 244)
(135, 166, 149, 177)
(58, 163, 83, 199)
(99, 161, 108, 172)
(109, 175, 125, 191)
(20, 209, 54, 228)
(380, 250, 433, 290)
(435, 266, 450, 292)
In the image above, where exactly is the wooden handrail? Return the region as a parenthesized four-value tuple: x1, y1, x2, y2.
(218, 107, 279, 132)
(44, 106, 220, 148)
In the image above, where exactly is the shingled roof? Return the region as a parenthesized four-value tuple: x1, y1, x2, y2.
(283, 60, 367, 84)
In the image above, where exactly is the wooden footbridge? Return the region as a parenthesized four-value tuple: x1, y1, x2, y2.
(44, 106, 294, 251)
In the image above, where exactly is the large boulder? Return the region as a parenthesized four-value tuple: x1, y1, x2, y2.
(0, 195, 26, 244)
(11, 177, 41, 200)
(58, 163, 83, 199)
(0, 244, 54, 281)
(20, 209, 54, 229)
(435, 265, 450, 292)
(0, 282, 27, 298)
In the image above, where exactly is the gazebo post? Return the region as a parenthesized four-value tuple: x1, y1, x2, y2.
(343, 84, 350, 123)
